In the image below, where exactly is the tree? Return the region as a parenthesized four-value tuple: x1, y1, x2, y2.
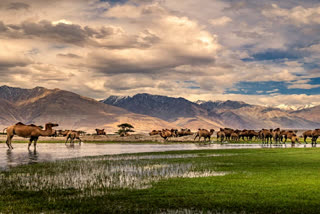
(116, 123, 135, 137)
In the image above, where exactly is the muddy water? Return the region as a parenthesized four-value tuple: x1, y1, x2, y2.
(0, 142, 312, 169)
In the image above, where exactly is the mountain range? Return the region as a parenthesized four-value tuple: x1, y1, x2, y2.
(0, 85, 319, 133)
(102, 93, 320, 130)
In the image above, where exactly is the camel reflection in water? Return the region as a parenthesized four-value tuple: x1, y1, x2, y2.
(6, 149, 39, 167)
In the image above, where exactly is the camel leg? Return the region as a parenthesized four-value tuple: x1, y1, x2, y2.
(304, 136, 307, 144)
(6, 135, 13, 149)
(33, 137, 39, 150)
(65, 136, 70, 145)
(28, 137, 33, 150)
(78, 137, 82, 145)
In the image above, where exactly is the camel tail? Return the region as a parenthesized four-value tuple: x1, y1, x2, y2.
(3, 128, 7, 135)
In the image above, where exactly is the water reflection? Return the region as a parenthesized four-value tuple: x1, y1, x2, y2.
(0, 142, 317, 169)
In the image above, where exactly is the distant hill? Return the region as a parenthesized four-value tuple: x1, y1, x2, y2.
(291, 106, 320, 126)
(102, 94, 320, 129)
(0, 86, 318, 133)
(0, 86, 172, 133)
(102, 93, 206, 121)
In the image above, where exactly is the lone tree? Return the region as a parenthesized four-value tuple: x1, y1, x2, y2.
(116, 123, 135, 137)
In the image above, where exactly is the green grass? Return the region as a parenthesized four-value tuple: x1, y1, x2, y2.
(2, 148, 320, 213)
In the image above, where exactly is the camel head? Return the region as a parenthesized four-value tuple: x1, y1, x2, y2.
(210, 129, 215, 134)
(45, 123, 59, 129)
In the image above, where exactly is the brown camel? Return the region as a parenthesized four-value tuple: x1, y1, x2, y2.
(65, 130, 82, 145)
(95, 129, 106, 135)
(6, 122, 58, 150)
(194, 129, 215, 142)
(303, 130, 313, 144)
(311, 129, 320, 146)
(222, 128, 233, 141)
(231, 132, 239, 141)
(160, 129, 173, 141)
(281, 130, 298, 143)
(58, 130, 70, 137)
(149, 130, 161, 136)
(248, 130, 259, 141)
(239, 129, 248, 141)
(217, 130, 225, 142)
(261, 129, 273, 144)
(170, 129, 178, 137)
(272, 128, 281, 144)
(177, 128, 193, 137)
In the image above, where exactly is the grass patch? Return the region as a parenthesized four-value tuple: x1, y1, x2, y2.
(1, 148, 320, 213)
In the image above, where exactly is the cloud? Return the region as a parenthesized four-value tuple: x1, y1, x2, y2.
(209, 16, 232, 26)
(57, 53, 82, 58)
(6, 2, 30, 10)
(0, 0, 318, 108)
(263, 4, 320, 25)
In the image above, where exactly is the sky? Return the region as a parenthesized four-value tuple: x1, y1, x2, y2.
(0, 0, 320, 108)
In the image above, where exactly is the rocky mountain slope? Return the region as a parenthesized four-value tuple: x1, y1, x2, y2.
(291, 106, 320, 125)
(0, 86, 318, 133)
(103, 94, 320, 129)
(0, 86, 172, 133)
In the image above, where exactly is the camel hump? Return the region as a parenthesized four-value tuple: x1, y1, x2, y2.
(15, 122, 25, 126)
(29, 124, 38, 127)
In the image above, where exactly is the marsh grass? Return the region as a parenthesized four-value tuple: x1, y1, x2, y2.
(2, 148, 320, 213)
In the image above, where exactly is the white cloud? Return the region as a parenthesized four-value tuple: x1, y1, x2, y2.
(263, 4, 320, 25)
(209, 16, 232, 26)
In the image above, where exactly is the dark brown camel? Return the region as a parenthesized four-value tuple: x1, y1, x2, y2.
(303, 130, 313, 144)
(261, 129, 273, 144)
(95, 129, 106, 135)
(311, 129, 320, 146)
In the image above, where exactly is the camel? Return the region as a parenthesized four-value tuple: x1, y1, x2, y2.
(217, 130, 225, 142)
(194, 129, 215, 142)
(239, 129, 248, 141)
(177, 129, 193, 137)
(281, 130, 298, 143)
(290, 135, 300, 146)
(303, 130, 313, 144)
(222, 128, 233, 141)
(95, 129, 106, 135)
(170, 129, 178, 137)
(5, 122, 58, 150)
(58, 130, 70, 137)
(65, 130, 82, 145)
(261, 129, 273, 144)
(272, 128, 281, 144)
(149, 130, 161, 136)
(311, 129, 320, 146)
(231, 132, 239, 141)
(160, 129, 173, 141)
(247, 130, 259, 141)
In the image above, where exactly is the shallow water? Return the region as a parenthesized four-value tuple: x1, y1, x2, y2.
(0, 142, 313, 169)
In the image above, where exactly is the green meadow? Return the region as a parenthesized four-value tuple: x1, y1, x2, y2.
(1, 147, 320, 213)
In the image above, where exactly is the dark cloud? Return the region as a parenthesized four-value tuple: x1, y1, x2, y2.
(57, 53, 82, 58)
(0, 21, 8, 32)
(0, 57, 30, 69)
(0, 20, 116, 46)
(7, 2, 30, 10)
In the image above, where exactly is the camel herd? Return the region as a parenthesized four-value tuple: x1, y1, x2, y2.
(2, 122, 320, 150)
(150, 127, 320, 146)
